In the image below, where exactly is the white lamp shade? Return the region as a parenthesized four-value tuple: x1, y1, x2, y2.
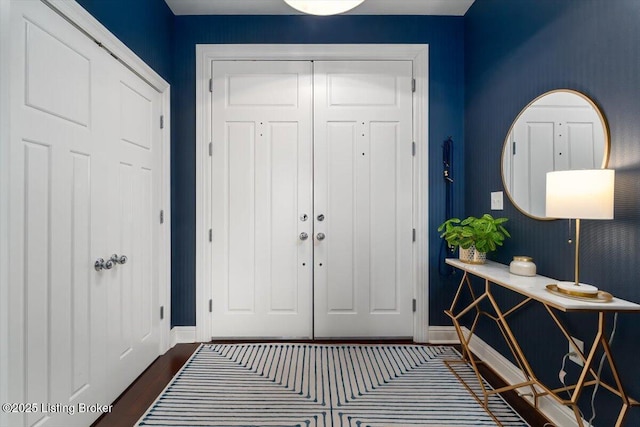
(546, 169, 615, 219)
(284, 0, 365, 15)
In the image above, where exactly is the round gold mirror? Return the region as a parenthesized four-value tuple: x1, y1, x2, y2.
(501, 89, 610, 219)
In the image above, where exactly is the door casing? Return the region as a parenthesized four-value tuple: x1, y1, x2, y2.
(195, 44, 429, 343)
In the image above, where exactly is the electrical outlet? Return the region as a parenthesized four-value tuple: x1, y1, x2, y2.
(491, 191, 504, 210)
(569, 336, 584, 366)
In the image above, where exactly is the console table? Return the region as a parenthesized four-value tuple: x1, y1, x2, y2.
(445, 258, 640, 427)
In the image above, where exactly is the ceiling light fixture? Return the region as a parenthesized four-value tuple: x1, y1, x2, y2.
(284, 0, 366, 16)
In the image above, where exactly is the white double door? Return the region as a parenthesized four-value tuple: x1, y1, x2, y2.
(6, 2, 162, 426)
(211, 60, 414, 338)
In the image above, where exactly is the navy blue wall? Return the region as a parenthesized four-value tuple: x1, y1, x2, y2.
(76, 0, 173, 82)
(464, 1, 640, 424)
(170, 15, 466, 327)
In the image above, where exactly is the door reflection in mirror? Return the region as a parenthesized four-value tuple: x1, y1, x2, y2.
(501, 89, 609, 219)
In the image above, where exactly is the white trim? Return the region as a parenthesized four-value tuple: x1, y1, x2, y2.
(195, 44, 429, 343)
(0, 1, 11, 426)
(436, 326, 584, 427)
(159, 87, 172, 354)
(412, 46, 429, 343)
(427, 326, 461, 344)
(170, 327, 198, 347)
(195, 44, 211, 343)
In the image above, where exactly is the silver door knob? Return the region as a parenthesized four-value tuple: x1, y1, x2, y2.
(299, 232, 309, 241)
(111, 254, 128, 265)
(316, 232, 326, 241)
(95, 258, 114, 271)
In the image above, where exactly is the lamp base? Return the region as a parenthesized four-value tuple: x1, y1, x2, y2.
(555, 281, 599, 298)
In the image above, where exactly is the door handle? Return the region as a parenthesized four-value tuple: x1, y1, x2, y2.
(316, 232, 326, 241)
(111, 254, 128, 265)
(94, 258, 114, 271)
(299, 232, 309, 241)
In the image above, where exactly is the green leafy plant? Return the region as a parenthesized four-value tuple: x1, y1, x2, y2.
(438, 214, 511, 253)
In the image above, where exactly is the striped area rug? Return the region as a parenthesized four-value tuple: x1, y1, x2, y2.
(137, 344, 528, 426)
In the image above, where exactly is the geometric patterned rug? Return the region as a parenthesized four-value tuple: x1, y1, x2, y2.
(137, 344, 529, 426)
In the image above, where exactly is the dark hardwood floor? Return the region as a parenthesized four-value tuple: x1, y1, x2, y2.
(91, 342, 552, 427)
(91, 343, 199, 427)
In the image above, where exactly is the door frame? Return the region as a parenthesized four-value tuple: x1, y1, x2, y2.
(0, 0, 10, 422)
(195, 44, 429, 343)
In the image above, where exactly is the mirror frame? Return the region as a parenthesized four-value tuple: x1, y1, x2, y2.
(501, 89, 610, 220)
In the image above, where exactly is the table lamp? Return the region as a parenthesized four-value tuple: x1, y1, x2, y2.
(545, 169, 615, 297)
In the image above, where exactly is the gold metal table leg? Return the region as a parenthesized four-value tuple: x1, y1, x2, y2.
(544, 309, 639, 426)
(446, 271, 542, 420)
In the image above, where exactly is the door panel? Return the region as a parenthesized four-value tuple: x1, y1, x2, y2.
(227, 122, 256, 312)
(314, 61, 414, 338)
(370, 122, 401, 312)
(211, 61, 313, 338)
(69, 153, 92, 398)
(23, 141, 52, 427)
(25, 20, 90, 126)
(266, 122, 304, 312)
(116, 162, 134, 361)
(323, 122, 358, 312)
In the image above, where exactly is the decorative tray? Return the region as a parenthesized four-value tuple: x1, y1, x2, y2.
(545, 284, 613, 302)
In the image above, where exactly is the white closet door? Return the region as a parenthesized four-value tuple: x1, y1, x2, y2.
(313, 61, 414, 338)
(103, 60, 162, 398)
(6, 2, 162, 425)
(7, 2, 110, 426)
(210, 61, 313, 338)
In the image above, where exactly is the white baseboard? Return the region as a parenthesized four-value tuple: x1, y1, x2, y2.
(427, 325, 461, 344)
(170, 326, 197, 347)
(432, 326, 584, 427)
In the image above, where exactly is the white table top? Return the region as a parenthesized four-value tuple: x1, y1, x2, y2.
(445, 259, 640, 313)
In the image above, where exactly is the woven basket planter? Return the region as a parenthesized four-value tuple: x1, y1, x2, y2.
(459, 245, 486, 264)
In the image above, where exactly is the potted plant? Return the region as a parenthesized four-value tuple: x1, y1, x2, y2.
(438, 214, 511, 264)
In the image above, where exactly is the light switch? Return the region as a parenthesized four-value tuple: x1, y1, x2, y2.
(491, 191, 504, 210)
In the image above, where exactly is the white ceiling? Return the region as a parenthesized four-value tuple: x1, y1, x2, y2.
(164, 0, 475, 16)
